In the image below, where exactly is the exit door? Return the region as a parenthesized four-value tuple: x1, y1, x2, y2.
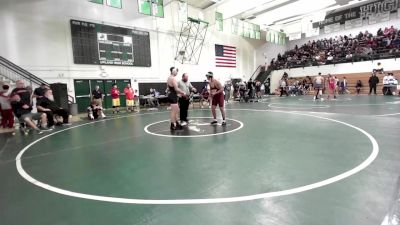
(74, 80, 91, 113)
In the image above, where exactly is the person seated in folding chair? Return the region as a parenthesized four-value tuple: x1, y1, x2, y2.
(10, 94, 51, 135)
(148, 88, 160, 107)
(36, 89, 71, 128)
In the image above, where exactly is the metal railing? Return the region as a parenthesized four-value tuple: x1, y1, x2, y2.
(249, 65, 263, 81)
(254, 66, 273, 83)
(0, 56, 49, 88)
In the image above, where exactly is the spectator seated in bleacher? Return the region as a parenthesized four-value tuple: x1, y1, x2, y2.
(37, 89, 71, 127)
(356, 80, 363, 95)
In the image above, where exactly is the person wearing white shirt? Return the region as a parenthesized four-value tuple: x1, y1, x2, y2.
(385, 73, 398, 95)
(383, 74, 389, 85)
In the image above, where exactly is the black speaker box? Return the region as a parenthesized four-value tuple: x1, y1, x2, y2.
(50, 83, 69, 109)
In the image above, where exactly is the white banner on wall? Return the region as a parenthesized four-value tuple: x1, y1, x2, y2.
(333, 23, 341, 32)
(324, 23, 340, 34)
(306, 28, 320, 37)
(178, 1, 188, 23)
(288, 32, 302, 41)
(369, 12, 390, 24)
(345, 18, 363, 30)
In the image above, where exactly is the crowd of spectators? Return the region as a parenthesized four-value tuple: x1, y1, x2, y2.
(232, 79, 264, 102)
(274, 72, 361, 97)
(270, 26, 400, 70)
(0, 80, 141, 134)
(0, 80, 71, 135)
(274, 65, 399, 97)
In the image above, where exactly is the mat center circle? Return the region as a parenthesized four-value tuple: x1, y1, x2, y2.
(144, 117, 243, 137)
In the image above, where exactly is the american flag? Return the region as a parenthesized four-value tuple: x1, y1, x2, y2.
(215, 44, 236, 68)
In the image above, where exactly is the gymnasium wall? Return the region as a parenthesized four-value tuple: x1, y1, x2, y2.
(255, 42, 287, 68)
(0, 0, 265, 96)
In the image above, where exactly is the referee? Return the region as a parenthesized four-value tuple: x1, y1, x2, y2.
(92, 85, 104, 107)
(178, 73, 197, 126)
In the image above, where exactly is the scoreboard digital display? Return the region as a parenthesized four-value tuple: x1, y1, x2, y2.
(98, 33, 134, 65)
(70, 20, 151, 67)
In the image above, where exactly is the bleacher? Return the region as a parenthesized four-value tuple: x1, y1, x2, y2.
(287, 70, 400, 95)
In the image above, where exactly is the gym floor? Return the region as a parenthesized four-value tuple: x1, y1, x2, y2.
(0, 95, 399, 225)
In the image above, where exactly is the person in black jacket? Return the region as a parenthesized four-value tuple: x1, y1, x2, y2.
(33, 83, 49, 100)
(369, 71, 379, 95)
(11, 80, 32, 106)
(37, 89, 70, 127)
(247, 79, 255, 99)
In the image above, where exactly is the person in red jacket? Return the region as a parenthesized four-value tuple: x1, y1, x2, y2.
(110, 84, 120, 114)
(124, 84, 135, 112)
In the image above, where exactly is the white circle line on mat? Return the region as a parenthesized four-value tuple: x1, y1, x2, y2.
(267, 103, 330, 109)
(16, 109, 379, 205)
(144, 117, 244, 138)
(299, 98, 352, 102)
(375, 113, 400, 117)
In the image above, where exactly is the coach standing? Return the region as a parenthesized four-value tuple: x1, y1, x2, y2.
(178, 73, 196, 126)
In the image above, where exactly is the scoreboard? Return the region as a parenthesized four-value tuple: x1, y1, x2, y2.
(98, 33, 134, 66)
(70, 20, 151, 67)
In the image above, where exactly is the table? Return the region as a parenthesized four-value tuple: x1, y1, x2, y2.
(382, 85, 398, 95)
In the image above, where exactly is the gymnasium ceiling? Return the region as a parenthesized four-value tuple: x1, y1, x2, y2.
(187, 0, 374, 27)
(186, 0, 216, 9)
